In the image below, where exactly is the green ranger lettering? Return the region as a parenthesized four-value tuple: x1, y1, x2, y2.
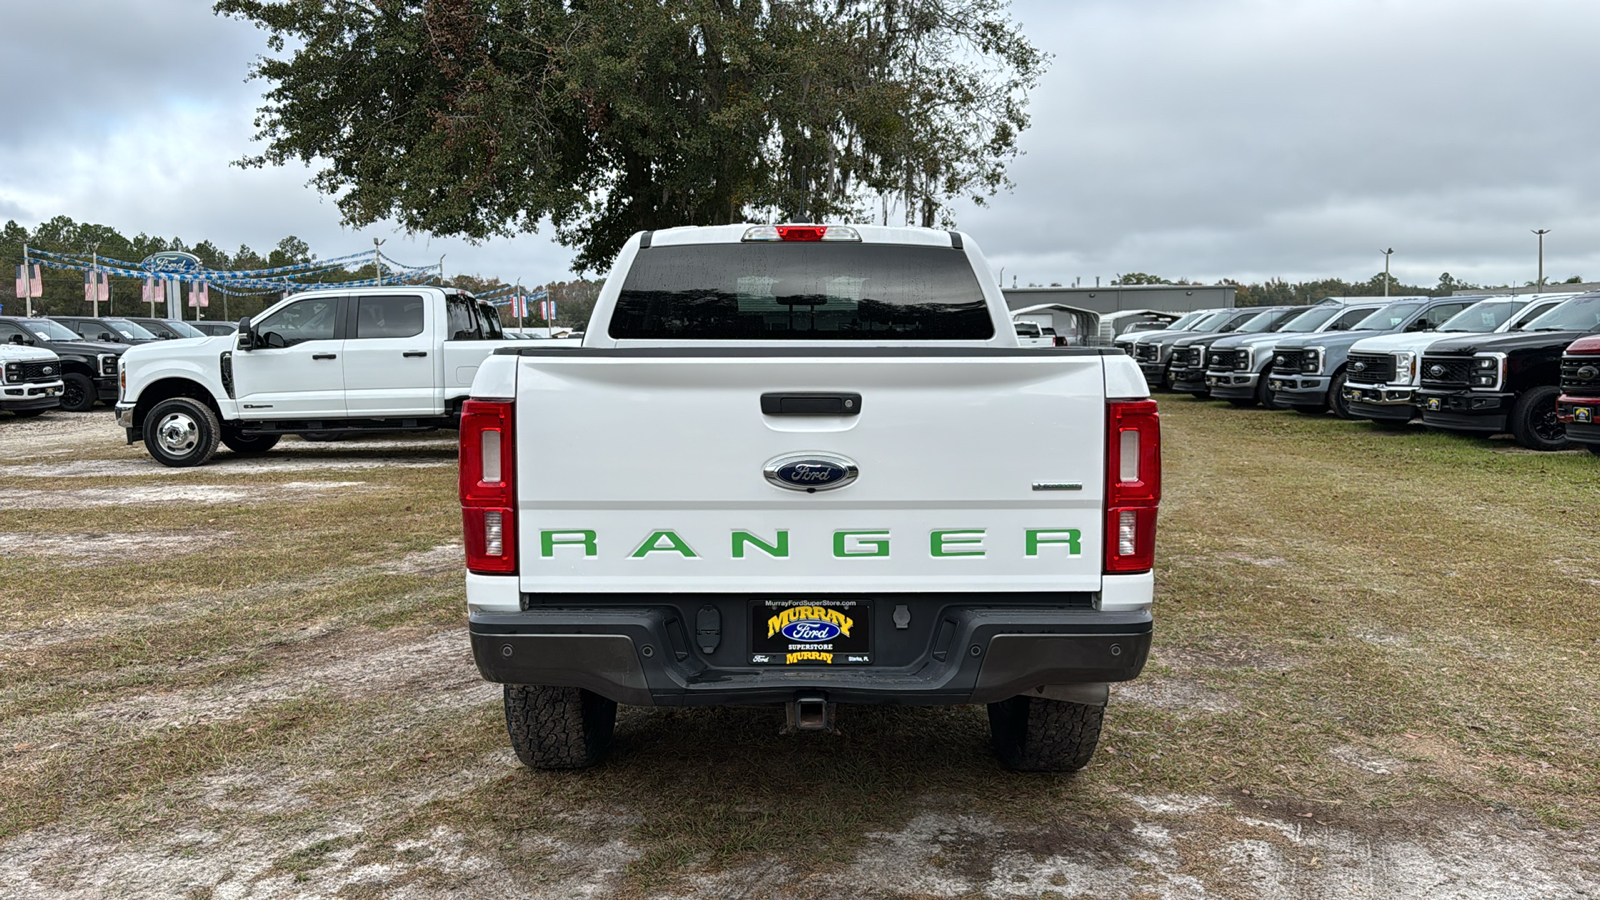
(1025, 529, 1082, 557)
(732, 530, 789, 559)
(630, 530, 699, 559)
(930, 529, 986, 557)
(834, 530, 891, 557)
(541, 530, 598, 558)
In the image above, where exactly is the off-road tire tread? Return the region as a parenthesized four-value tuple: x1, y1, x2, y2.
(143, 397, 221, 468)
(1509, 385, 1568, 451)
(987, 695, 1105, 772)
(221, 431, 281, 455)
(504, 685, 617, 769)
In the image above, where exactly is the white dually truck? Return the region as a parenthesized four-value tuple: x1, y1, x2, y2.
(116, 289, 520, 466)
(459, 224, 1161, 771)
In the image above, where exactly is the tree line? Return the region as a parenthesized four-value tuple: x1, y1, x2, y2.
(1, 215, 597, 326)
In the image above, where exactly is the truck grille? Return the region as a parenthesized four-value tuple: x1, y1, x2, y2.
(1270, 349, 1305, 375)
(1420, 356, 1472, 388)
(1346, 352, 1396, 384)
(5, 360, 61, 384)
(1207, 349, 1239, 373)
(1561, 355, 1600, 393)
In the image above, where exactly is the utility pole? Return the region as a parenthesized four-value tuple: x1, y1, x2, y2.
(373, 238, 386, 285)
(1532, 229, 1551, 289)
(1381, 248, 1395, 297)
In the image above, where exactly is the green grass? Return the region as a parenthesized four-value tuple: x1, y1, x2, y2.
(1, 403, 1597, 895)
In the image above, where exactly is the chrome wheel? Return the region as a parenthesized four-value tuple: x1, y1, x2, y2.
(156, 412, 200, 456)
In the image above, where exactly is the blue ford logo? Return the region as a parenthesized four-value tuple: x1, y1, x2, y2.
(780, 620, 842, 642)
(763, 453, 859, 492)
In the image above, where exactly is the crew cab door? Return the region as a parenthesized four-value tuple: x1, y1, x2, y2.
(232, 294, 346, 418)
(341, 293, 440, 417)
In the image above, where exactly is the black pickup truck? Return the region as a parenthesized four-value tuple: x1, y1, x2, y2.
(1416, 292, 1600, 450)
(0, 316, 124, 411)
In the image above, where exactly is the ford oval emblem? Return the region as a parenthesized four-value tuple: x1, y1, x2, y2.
(1350, 361, 1365, 372)
(1274, 355, 1285, 365)
(42, 366, 54, 374)
(1428, 364, 1445, 377)
(1579, 365, 1600, 380)
(764, 453, 859, 493)
(780, 619, 842, 642)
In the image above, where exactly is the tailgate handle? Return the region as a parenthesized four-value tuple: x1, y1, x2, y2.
(760, 392, 861, 416)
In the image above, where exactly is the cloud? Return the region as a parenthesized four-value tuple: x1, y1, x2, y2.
(6, 0, 1600, 290)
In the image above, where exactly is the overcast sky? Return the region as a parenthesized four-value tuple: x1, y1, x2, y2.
(3, 0, 1598, 289)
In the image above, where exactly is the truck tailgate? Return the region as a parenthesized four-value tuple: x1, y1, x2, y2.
(513, 351, 1109, 594)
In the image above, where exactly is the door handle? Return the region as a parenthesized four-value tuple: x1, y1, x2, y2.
(312, 353, 338, 360)
(403, 351, 428, 358)
(760, 392, 862, 416)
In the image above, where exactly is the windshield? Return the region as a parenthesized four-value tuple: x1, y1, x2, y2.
(1275, 307, 1340, 333)
(164, 320, 205, 338)
(1163, 312, 1204, 331)
(1508, 300, 1562, 330)
(1523, 295, 1600, 331)
(1235, 308, 1301, 334)
(611, 243, 994, 340)
(1014, 322, 1041, 336)
(1189, 311, 1233, 332)
(102, 318, 159, 340)
(1351, 302, 1425, 331)
(1438, 300, 1526, 333)
(28, 319, 81, 341)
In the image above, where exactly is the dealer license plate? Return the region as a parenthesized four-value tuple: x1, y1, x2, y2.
(1577, 406, 1593, 423)
(749, 599, 871, 666)
(1425, 397, 1442, 411)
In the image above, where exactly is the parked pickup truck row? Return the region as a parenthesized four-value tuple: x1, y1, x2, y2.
(460, 223, 1159, 773)
(1136, 288, 1600, 452)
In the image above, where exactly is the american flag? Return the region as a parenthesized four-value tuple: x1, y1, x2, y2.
(188, 282, 210, 308)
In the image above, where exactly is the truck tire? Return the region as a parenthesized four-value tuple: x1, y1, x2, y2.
(1328, 370, 1355, 419)
(1509, 385, 1569, 451)
(1257, 369, 1282, 408)
(60, 372, 96, 412)
(143, 397, 221, 468)
(221, 430, 281, 455)
(504, 685, 617, 769)
(987, 695, 1104, 772)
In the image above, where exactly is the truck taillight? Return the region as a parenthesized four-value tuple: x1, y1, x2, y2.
(1104, 399, 1160, 574)
(460, 399, 516, 574)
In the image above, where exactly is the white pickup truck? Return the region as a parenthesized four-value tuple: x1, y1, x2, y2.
(115, 287, 518, 466)
(1, 344, 66, 416)
(460, 223, 1161, 771)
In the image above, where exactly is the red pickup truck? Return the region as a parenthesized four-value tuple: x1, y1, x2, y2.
(1556, 334, 1600, 455)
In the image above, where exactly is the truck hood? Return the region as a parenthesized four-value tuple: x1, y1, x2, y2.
(1423, 330, 1594, 355)
(0, 346, 59, 362)
(1270, 330, 1386, 351)
(120, 334, 234, 365)
(1349, 331, 1469, 355)
(1210, 332, 1282, 350)
(1171, 332, 1235, 349)
(45, 339, 127, 356)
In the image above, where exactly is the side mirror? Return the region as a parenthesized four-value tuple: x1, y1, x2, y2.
(7, 334, 22, 345)
(237, 317, 255, 350)
(1406, 319, 1430, 332)
(263, 331, 288, 349)
(99, 332, 119, 342)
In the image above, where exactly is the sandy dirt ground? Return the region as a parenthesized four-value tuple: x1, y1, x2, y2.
(1, 406, 1597, 899)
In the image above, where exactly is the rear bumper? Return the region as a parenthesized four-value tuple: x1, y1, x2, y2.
(469, 604, 1152, 707)
(1, 381, 64, 410)
(1418, 390, 1512, 433)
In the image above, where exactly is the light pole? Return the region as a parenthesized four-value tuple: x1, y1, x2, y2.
(1532, 229, 1551, 289)
(1381, 248, 1394, 297)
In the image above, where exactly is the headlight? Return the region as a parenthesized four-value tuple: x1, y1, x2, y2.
(2, 363, 16, 383)
(1302, 347, 1324, 374)
(1470, 353, 1505, 389)
(1235, 349, 1254, 371)
(99, 354, 117, 376)
(1394, 351, 1416, 385)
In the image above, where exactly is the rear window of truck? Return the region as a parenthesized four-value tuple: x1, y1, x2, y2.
(608, 244, 994, 340)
